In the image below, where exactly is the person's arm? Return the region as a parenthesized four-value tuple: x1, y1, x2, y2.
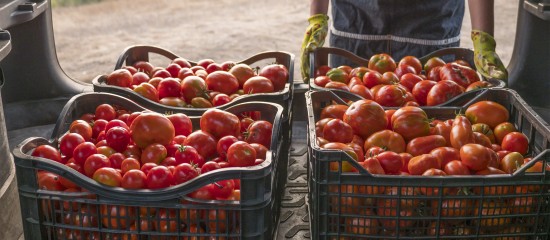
(468, 0, 494, 35)
(311, 0, 329, 16)
(468, 0, 507, 81)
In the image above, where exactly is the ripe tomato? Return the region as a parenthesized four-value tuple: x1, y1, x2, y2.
(423, 57, 446, 74)
(173, 145, 205, 167)
(322, 119, 354, 143)
(106, 69, 133, 88)
(473, 132, 492, 147)
(432, 120, 453, 147)
(33, 144, 63, 164)
(140, 143, 168, 165)
(259, 64, 289, 91)
(466, 81, 491, 92)
(500, 151, 524, 174)
(105, 126, 131, 152)
(159, 96, 186, 108)
(172, 163, 199, 185)
(227, 141, 256, 167)
(411, 80, 436, 106)
(460, 144, 492, 171)
(133, 61, 154, 75)
(465, 101, 509, 128)
(134, 82, 160, 102)
(183, 130, 217, 160)
(180, 76, 208, 102)
(450, 115, 475, 149)
(229, 63, 255, 87)
(362, 71, 384, 88)
(426, 80, 464, 106)
(406, 135, 447, 157)
(245, 120, 273, 148)
(324, 81, 350, 91)
(430, 147, 460, 167)
(443, 160, 471, 175)
(439, 63, 478, 88)
(320, 104, 348, 120)
(200, 109, 240, 139)
(72, 142, 98, 165)
(363, 130, 406, 153)
(313, 76, 330, 87)
(501, 132, 529, 155)
(315, 65, 331, 77)
(391, 106, 430, 142)
(374, 85, 407, 107)
(217, 135, 239, 158)
(376, 151, 403, 174)
(69, 121, 93, 141)
(323, 142, 358, 172)
(209, 179, 235, 200)
(83, 154, 111, 177)
(37, 172, 65, 191)
(130, 112, 175, 148)
(399, 73, 423, 92)
(206, 71, 239, 95)
(120, 157, 140, 174)
(350, 84, 373, 100)
(93, 167, 122, 187)
(399, 56, 422, 74)
(58, 133, 84, 158)
(122, 144, 141, 159)
(368, 53, 396, 73)
(493, 122, 517, 144)
(158, 78, 182, 99)
(132, 71, 150, 86)
(343, 100, 387, 139)
(243, 76, 275, 94)
(146, 166, 173, 189)
(408, 154, 441, 175)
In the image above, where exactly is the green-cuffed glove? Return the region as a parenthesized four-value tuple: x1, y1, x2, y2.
(471, 30, 508, 82)
(301, 14, 329, 83)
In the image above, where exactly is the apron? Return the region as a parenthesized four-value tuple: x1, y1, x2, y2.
(329, 0, 465, 67)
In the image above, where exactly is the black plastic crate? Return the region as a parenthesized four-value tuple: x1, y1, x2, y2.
(306, 89, 550, 239)
(308, 47, 505, 107)
(13, 92, 284, 240)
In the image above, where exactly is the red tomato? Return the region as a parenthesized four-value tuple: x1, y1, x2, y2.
(430, 147, 460, 167)
(93, 167, 122, 187)
(83, 154, 111, 177)
(473, 132, 492, 147)
(140, 143, 168, 165)
(394, 62, 417, 79)
(376, 151, 403, 174)
(460, 144, 492, 171)
(320, 104, 348, 120)
(439, 63, 480, 88)
(133, 61, 154, 75)
(243, 76, 275, 94)
(423, 57, 446, 74)
(408, 154, 441, 175)
(245, 120, 273, 148)
(120, 157, 140, 174)
(363, 130, 406, 153)
(227, 141, 256, 167)
(158, 78, 182, 99)
(343, 100, 387, 139)
(427, 66, 442, 82)
(411, 80, 436, 106)
(391, 106, 430, 142)
(133, 82, 160, 102)
(432, 120, 453, 147)
(72, 142, 98, 165)
(322, 119, 354, 143)
(206, 71, 239, 95)
(426, 80, 464, 106)
(399, 56, 422, 74)
(494, 122, 517, 144)
(501, 132, 529, 155)
(172, 163, 199, 185)
(105, 126, 131, 152)
(465, 101, 509, 128)
(146, 166, 173, 189)
(37, 172, 65, 191)
(229, 63, 255, 87)
(359, 157, 385, 175)
(259, 64, 289, 91)
(500, 152, 524, 174)
(406, 135, 447, 157)
(201, 161, 221, 174)
(374, 85, 407, 107)
(399, 152, 413, 173)
(315, 65, 331, 77)
(443, 160, 471, 175)
(450, 115, 475, 149)
(362, 71, 384, 88)
(399, 73, 423, 92)
(183, 130, 217, 160)
(466, 81, 491, 92)
(368, 53, 396, 73)
(350, 84, 373, 100)
(324, 81, 350, 91)
(180, 76, 208, 102)
(32, 144, 64, 164)
(217, 135, 239, 158)
(200, 109, 240, 139)
(130, 112, 175, 148)
(108, 152, 125, 169)
(69, 121, 93, 141)
(209, 179, 235, 200)
(173, 145, 205, 167)
(106, 69, 133, 88)
(313, 76, 331, 87)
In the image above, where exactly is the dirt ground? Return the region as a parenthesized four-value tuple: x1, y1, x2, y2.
(52, 0, 518, 83)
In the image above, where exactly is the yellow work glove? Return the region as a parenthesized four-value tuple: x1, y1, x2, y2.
(300, 14, 329, 83)
(472, 30, 508, 82)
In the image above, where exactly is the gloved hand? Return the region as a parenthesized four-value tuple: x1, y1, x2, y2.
(471, 30, 508, 81)
(300, 14, 329, 83)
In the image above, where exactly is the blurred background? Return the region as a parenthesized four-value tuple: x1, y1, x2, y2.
(51, 0, 518, 83)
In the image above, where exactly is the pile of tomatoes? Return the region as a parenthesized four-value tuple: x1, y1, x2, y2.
(313, 53, 493, 107)
(31, 102, 276, 238)
(105, 57, 289, 108)
(32, 102, 274, 196)
(315, 98, 547, 236)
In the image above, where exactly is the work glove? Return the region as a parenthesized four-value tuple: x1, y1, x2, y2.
(471, 30, 508, 82)
(300, 14, 329, 83)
